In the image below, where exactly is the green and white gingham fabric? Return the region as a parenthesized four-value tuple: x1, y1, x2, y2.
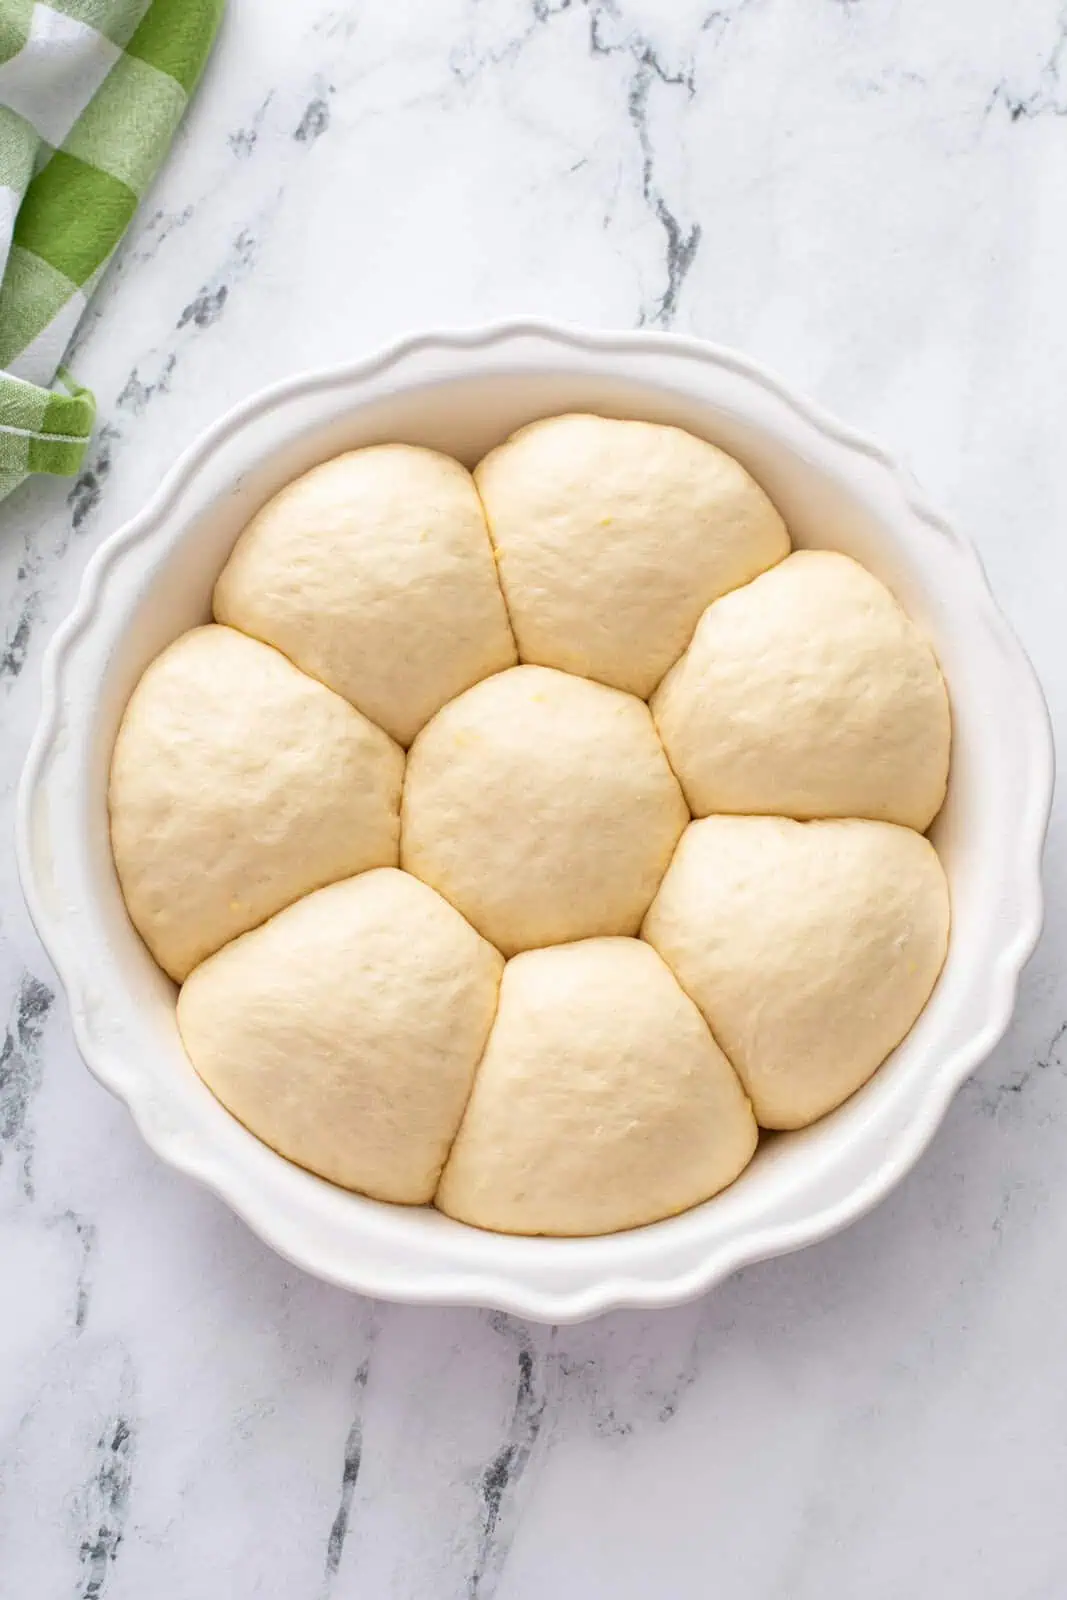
(0, 0, 223, 502)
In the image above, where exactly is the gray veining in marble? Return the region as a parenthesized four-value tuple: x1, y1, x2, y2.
(2, 2, 1066, 1595)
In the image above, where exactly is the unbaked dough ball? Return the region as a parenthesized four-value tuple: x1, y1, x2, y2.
(214, 444, 516, 746)
(435, 938, 757, 1236)
(474, 413, 789, 698)
(109, 626, 403, 981)
(401, 665, 688, 956)
(652, 550, 950, 829)
(643, 816, 950, 1129)
(177, 869, 503, 1202)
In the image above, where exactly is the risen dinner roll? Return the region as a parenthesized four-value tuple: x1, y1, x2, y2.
(178, 870, 503, 1202)
(214, 444, 516, 746)
(401, 664, 688, 956)
(474, 413, 789, 697)
(109, 626, 403, 981)
(652, 550, 951, 829)
(643, 815, 949, 1129)
(435, 938, 757, 1235)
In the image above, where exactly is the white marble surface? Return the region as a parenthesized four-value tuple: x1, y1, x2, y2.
(1, 1, 1066, 1594)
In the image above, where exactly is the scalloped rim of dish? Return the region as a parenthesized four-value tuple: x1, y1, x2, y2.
(17, 321, 1054, 1322)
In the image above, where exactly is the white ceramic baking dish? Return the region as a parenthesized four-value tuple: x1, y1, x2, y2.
(17, 322, 1053, 1322)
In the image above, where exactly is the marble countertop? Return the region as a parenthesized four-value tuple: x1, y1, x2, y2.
(2, 1, 1066, 1595)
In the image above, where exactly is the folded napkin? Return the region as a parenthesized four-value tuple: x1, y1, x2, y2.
(0, 0, 223, 503)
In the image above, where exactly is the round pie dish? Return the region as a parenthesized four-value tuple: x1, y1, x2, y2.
(17, 322, 1053, 1322)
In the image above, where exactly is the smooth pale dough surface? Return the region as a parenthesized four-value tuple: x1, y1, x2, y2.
(643, 816, 950, 1130)
(109, 626, 403, 981)
(214, 443, 516, 746)
(652, 550, 951, 829)
(177, 869, 503, 1202)
(474, 413, 790, 698)
(436, 938, 757, 1236)
(401, 665, 689, 956)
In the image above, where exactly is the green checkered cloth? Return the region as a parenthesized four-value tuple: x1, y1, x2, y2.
(0, 0, 223, 503)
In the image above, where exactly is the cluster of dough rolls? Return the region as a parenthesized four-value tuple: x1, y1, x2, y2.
(110, 414, 950, 1236)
